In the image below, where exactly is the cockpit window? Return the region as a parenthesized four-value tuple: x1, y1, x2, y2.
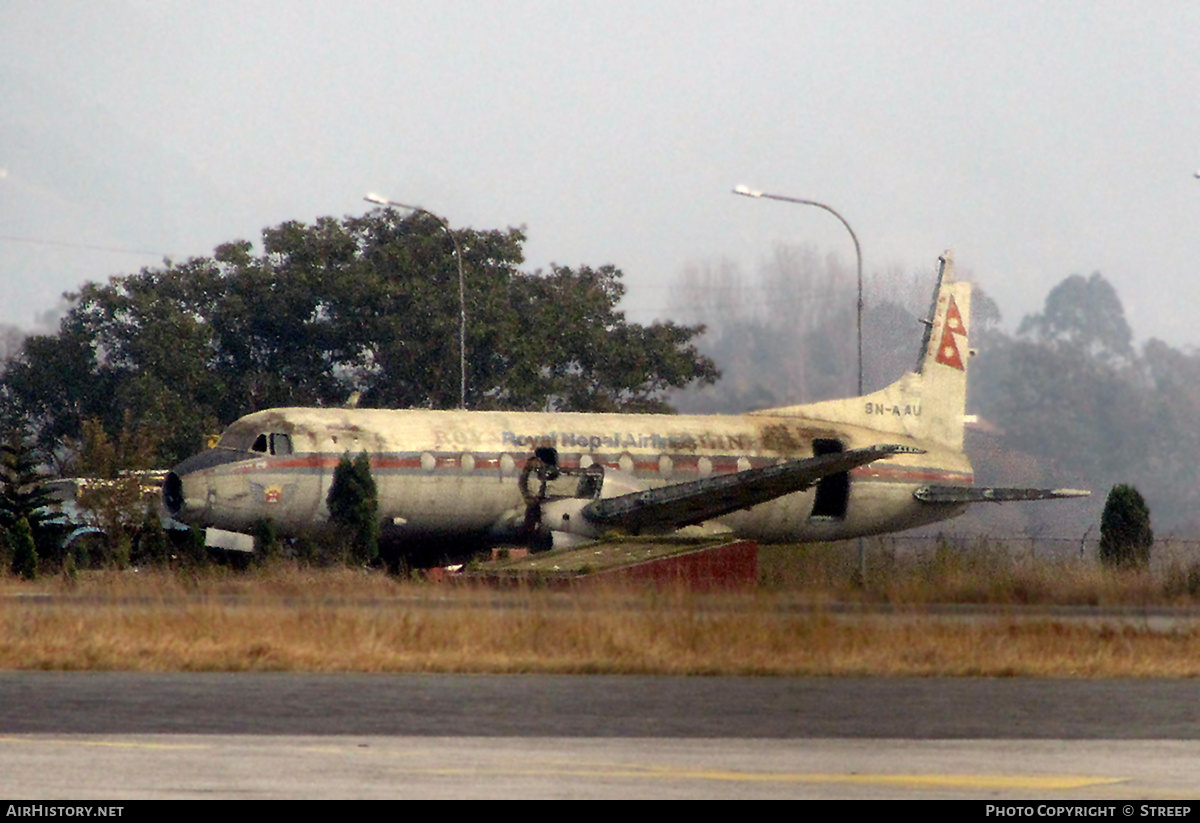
(271, 433, 292, 456)
(218, 426, 293, 455)
(216, 428, 254, 451)
(249, 432, 292, 455)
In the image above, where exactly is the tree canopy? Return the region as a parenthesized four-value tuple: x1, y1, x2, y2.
(1015, 272, 1134, 363)
(963, 271, 1200, 533)
(1, 210, 718, 468)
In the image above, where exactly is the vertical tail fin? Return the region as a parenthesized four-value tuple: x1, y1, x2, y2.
(907, 250, 971, 447)
(755, 251, 971, 450)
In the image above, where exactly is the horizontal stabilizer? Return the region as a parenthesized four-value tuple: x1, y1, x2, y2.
(913, 485, 1091, 504)
(582, 444, 924, 534)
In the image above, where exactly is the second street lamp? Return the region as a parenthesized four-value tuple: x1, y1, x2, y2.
(364, 192, 467, 410)
(734, 184, 867, 586)
(733, 184, 864, 398)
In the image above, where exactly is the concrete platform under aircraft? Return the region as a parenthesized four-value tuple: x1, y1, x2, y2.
(458, 538, 759, 589)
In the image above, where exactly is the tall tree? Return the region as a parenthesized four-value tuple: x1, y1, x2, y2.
(969, 271, 1200, 532)
(1016, 272, 1134, 363)
(1, 211, 718, 468)
(0, 427, 62, 562)
(667, 247, 930, 413)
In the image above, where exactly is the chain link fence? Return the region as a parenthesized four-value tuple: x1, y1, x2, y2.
(862, 534, 1200, 567)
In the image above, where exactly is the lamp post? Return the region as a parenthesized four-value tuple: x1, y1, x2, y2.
(734, 184, 868, 585)
(364, 192, 467, 410)
(732, 184, 864, 397)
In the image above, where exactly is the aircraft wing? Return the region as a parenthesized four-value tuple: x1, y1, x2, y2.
(579, 444, 923, 534)
(913, 485, 1090, 504)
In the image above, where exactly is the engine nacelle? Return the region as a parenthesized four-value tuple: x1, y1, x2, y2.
(539, 497, 603, 549)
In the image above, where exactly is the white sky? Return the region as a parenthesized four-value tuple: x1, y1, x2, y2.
(2, 1, 1197, 343)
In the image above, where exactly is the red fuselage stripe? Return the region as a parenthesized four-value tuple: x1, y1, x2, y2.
(229, 451, 971, 486)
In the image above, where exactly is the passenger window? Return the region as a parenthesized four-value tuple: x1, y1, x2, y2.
(252, 434, 269, 453)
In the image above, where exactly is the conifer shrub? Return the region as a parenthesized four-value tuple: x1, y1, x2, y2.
(1099, 484, 1153, 569)
(327, 452, 379, 564)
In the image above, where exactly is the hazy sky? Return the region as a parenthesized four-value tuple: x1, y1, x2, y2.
(2, 1, 1197, 344)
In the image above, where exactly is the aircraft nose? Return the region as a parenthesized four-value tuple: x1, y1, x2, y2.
(162, 447, 257, 522)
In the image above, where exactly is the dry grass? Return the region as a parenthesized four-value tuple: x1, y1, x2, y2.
(0, 552, 1199, 675)
(760, 539, 1200, 606)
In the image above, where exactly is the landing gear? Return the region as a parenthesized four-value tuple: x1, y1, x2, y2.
(517, 447, 605, 550)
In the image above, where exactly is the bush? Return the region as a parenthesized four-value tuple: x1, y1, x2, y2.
(1099, 484, 1153, 569)
(326, 452, 379, 564)
(252, 517, 282, 562)
(10, 517, 37, 580)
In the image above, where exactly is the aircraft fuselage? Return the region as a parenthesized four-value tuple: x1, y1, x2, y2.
(163, 404, 971, 544)
(163, 251, 1074, 551)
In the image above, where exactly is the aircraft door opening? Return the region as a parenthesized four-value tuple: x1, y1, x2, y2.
(810, 438, 849, 519)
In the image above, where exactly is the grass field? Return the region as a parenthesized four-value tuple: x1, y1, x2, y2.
(1, 540, 1199, 676)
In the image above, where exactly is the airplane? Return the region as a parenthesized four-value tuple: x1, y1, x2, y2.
(161, 251, 1087, 554)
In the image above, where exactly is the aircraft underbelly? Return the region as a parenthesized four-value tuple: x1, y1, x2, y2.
(376, 473, 523, 533)
(372, 470, 962, 542)
(715, 480, 964, 542)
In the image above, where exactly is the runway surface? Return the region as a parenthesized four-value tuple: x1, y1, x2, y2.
(2, 674, 1199, 798)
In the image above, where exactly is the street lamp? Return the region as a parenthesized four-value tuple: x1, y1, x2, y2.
(734, 184, 867, 586)
(364, 192, 467, 410)
(732, 184, 864, 397)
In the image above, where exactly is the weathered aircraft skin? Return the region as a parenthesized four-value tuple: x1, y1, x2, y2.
(162, 252, 1084, 549)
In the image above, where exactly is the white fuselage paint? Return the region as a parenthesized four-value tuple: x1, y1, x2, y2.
(169, 405, 971, 543)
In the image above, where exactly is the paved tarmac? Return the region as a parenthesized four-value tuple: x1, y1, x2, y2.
(2, 674, 1199, 798)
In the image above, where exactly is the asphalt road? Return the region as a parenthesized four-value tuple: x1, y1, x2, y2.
(3, 673, 1200, 738)
(2, 674, 1200, 799)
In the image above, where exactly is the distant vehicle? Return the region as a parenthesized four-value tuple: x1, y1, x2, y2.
(47, 471, 188, 556)
(163, 252, 1086, 553)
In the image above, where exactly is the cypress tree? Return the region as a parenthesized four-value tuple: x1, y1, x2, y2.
(1099, 484, 1153, 569)
(11, 517, 37, 580)
(0, 429, 61, 564)
(326, 452, 379, 563)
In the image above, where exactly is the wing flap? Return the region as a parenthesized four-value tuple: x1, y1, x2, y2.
(914, 485, 1090, 504)
(581, 444, 923, 534)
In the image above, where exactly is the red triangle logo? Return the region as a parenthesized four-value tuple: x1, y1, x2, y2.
(943, 298, 965, 335)
(934, 296, 967, 370)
